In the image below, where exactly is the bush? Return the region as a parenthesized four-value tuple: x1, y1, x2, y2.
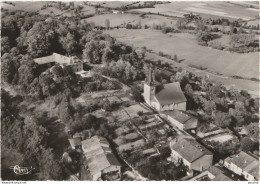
(158, 51, 164, 56)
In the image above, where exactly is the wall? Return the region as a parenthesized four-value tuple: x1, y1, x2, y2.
(168, 116, 184, 130)
(184, 118, 198, 130)
(191, 154, 213, 172)
(103, 165, 121, 175)
(143, 83, 152, 105)
(160, 101, 186, 112)
(171, 150, 191, 168)
(243, 171, 255, 181)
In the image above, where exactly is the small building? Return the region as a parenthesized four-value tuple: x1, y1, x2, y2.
(68, 137, 82, 150)
(143, 66, 187, 111)
(170, 138, 213, 172)
(189, 165, 233, 181)
(161, 110, 198, 130)
(34, 53, 83, 73)
(224, 151, 259, 181)
(81, 136, 121, 181)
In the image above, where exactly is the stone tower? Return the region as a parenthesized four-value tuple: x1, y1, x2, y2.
(143, 65, 156, 105)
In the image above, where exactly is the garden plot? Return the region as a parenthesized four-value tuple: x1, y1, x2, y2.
(206, 133, 234, 143)
(125, 104, 151, 118)
(197, 128, 225, 138)
(113, 132, 141, 146)
(91, 90, 121, 98)
(117, 139, 146, 153)
(106, 96, 122, 104)
(142, 148, 157, 155)
(138, 116, 164, 131)
(115, 125, 132, 136)
(112, 109, 131, 123)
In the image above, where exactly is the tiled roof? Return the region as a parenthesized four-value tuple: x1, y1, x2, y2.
(171, 138, 212, 163)
(34, 53, 82, 65)
(68, 137, 82, 148)
(208, 165, 233, 181)
(162, 110, 197, 124)
(34, 55, 55, 64)
(225, 151, 259, 179)
(155, 82, 187, 106)
(82, 136, 121, 179)
(82, 136, 110, 152)
(213, 173, 233, 181)
(244, 161, 259, 179)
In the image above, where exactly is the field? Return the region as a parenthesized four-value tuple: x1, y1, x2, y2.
(82, 13, 142, 27)
(127, 1, 258, 20)
(107, 29, 258, 79)
(1, 1, 47, 11)
(106, 29, 259, 97)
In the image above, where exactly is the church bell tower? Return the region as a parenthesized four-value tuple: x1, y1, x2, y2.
(143, 65, 156, 105)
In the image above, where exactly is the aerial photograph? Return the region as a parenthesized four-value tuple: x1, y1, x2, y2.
(1, 0, 259, 182)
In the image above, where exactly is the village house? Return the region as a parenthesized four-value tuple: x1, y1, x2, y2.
(81, 136, 121, 181)
(143, 66, 187, 111)
(161, 110, 198, 130)
(68, 137, 82, 150)
(34, 53, 83, 73)
(224, 151, 259, 181)
(189, 165, 233, 181)
(170, 138, 213, 172)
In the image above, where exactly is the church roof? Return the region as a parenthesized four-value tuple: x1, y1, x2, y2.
(155, 82, 187, 106)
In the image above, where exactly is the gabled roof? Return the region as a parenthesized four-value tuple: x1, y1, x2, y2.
(208, 165, 233, 181)
(225, 151, 259, 179)
(213, 173, 233, 181)
(171, 138, 212, 163)
(82, 136, 110, 152)
(68, 137, 82, 148)
(82, 136, 121, 179)
(34, 53, 82, 65)
(155, 82, 187, 106)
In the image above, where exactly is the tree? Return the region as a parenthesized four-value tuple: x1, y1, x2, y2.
(214, 112, 231, 128)
(241, 137, 255, 151)
(208, 84, 224, 100)
(173, 54, 178, 62)
(176, 18, 187, 30)
(197, 30, 214, 46)
(60, 32, 79, 55)
(1, 57, 16, 83)
(246, 123, 259, 141)
(222, 22, 228, 32)
(1, 37, 11, 55)
(195, 20, 206, 32)
(105, 19, 110, 30)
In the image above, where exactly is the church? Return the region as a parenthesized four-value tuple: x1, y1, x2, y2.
(143, 66, 187, 111)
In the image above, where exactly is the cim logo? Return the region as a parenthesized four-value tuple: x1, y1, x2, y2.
(10, 165, 35, 175)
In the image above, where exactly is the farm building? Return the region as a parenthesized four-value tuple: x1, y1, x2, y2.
(34, 53, 83, 73)
(224, 151, 259, 181)
(143, 66, 186, 111)
(170, 138, 213, 172)
(81, 136, 121, 181)
(161, 110, 198, 130)
(189, 165, 233, 181)
(68, 137, 82, 150)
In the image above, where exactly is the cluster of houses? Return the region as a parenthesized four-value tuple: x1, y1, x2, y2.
(51, 56, 258, 181)
(68, 135, 121, 181)
(143, 66, 259, 181)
